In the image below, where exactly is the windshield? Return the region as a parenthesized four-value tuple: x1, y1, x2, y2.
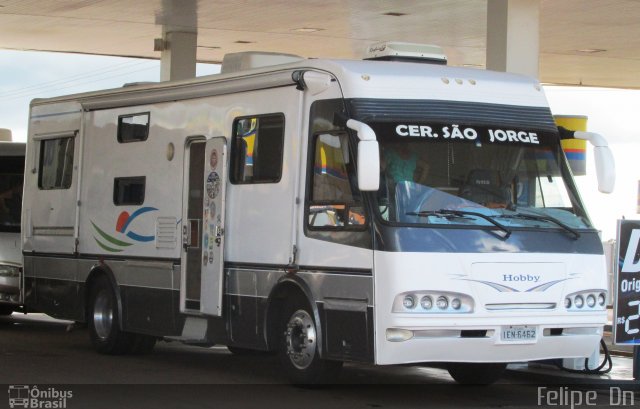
(0, 156, 24, 233)
(372, 122, 591, 230)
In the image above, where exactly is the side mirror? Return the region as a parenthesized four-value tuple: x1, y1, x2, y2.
(573, 131, 616, 193)
(346, 119, 380, 191)
(357, 140, 380, 191)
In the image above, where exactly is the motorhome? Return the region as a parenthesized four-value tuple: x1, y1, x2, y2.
(0, 130, 25, 315)
(22, 43, 615, 384)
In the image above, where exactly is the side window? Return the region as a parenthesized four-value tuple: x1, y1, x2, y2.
(118, 112, 150, 143)
(38, 137, 75, 190)
(230, 114, 284, 184)
(113, 176, 146, 205)
(308, 133, 365, 228)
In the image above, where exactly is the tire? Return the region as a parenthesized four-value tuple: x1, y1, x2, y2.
(88, 276, 134, 355)
(0, 305, 14, 316)
(447, 362, 507, 385)
(278, 295, 342, 385)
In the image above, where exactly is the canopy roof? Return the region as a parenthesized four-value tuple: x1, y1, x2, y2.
(1, 0, 638, 88)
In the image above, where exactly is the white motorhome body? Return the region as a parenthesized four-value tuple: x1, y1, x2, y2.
(22, 55, 609, 383)
(0, 141, 25, 314)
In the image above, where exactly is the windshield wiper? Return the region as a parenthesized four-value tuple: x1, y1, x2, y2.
(496, 212, 580, 240)
(407, 209, 512, 239)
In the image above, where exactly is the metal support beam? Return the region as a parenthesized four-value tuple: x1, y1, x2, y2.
(160, 30, 197, 82)
(634, 345, 639, 380)
(486, 0, 540, 78)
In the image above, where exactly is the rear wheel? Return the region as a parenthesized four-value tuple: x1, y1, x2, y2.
(88, 276, 134, 354)
(278, 296, 342, 385)
(447, 362, 507, 385)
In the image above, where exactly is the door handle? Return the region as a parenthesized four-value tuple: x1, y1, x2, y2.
(183, 219, 200, 249)
(214, 225, 224, 246)
(182, 225, 189, 249)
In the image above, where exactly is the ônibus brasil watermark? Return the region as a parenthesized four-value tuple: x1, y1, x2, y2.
(538, 387, 635, 409)
(8, 385, 73, 409)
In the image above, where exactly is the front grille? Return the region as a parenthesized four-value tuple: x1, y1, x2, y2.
(485, 303, 556, 311)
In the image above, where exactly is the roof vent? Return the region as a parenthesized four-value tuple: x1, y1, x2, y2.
(364, 41, 447, 65)
(221, 51, 304, 74)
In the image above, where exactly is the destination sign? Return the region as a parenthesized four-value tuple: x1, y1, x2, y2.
(371, 123, 549, 146)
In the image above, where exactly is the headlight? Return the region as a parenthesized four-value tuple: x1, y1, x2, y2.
(0, 265, 20, 278)
(565, 290, 607, 311)
(597, 293, 606, 306)
(403, 295, 417, 309)
(393, 291, 474, 313)
(436, 296, 448, 310)
(420, 296, 433, 310)
(451, 298, 462, 310)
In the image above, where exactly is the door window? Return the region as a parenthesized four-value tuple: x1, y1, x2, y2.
(308, 133, 365, 228)
(38, 137, 74, 190)
(230, 114, 285, 184)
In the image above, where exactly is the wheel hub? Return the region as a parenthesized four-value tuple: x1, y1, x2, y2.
(93, 291, 114, 341)
(285, 309, 316, 369)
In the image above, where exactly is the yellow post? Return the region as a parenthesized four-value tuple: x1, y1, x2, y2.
(554, 115, 588, 176)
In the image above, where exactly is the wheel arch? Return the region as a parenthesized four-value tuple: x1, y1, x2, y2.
(85, 263, 124, 330)
(263, 274, 324, 356)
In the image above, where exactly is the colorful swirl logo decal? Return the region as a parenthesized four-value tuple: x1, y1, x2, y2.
(92, 207, 158, 252)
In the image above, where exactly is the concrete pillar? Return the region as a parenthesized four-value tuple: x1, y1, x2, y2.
(160, 30, 197, 82)
(486, 0, 540, 78)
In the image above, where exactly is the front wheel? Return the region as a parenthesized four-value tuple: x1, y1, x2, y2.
(278, 297, 342, 385)
(447, 362, 507, 385)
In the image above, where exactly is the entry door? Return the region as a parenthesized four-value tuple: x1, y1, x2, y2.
(181, 137, 227, 316)
(26, 131, 80, 254)
(200, 137, 227, 316)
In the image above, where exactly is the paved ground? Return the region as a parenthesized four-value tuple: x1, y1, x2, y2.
(0, 313, 637, 409)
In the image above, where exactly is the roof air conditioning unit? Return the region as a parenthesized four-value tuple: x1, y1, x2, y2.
(364, 41, 447, 65)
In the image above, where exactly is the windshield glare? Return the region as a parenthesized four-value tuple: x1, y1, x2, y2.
(374, 123, 591, 230)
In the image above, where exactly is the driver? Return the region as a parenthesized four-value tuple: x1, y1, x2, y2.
(382, 144, 429, 184)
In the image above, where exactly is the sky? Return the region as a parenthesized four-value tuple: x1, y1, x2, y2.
(1, 49, 638, 241)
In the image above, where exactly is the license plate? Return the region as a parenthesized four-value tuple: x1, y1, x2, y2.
(500, 325, 537, 343)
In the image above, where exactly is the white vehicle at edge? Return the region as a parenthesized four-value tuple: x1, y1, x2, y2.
(0, 136, 25, 316)
(21, 42, 615, 384)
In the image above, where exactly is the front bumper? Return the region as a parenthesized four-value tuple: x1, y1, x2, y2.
(376, 315, 605, 365)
